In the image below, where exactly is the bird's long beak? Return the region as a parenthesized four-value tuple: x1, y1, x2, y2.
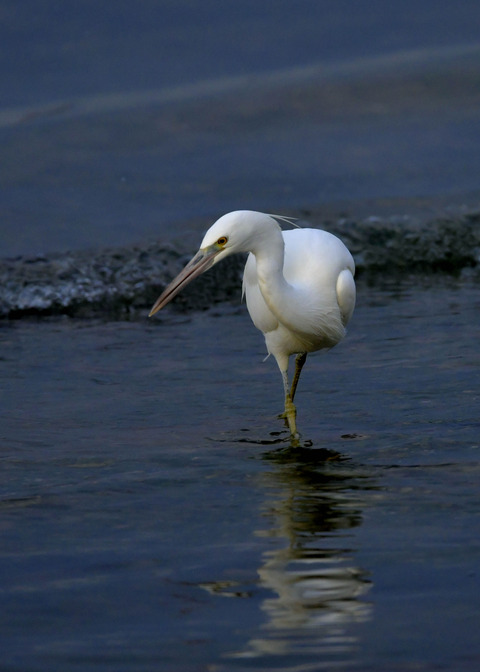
(149, 246, 219, 316)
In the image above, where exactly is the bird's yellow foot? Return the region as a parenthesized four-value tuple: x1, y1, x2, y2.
(283, 395, 300, 444)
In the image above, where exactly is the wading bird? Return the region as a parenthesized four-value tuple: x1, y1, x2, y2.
(149, 210, 355, 440)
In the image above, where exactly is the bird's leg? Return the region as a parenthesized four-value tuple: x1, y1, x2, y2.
(290, 352, 307, 402)
(281, 370, 299, 440)
(284, 395, 298, 439)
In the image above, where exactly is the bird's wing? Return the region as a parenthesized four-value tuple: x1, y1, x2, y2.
(281, 228, 356, 343)
(336, 268, 356, 327)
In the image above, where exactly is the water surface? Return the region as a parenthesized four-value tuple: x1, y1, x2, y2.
(1, 280, 479, 670)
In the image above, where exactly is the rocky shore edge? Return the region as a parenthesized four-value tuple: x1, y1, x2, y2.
(2, 211, 479, 319)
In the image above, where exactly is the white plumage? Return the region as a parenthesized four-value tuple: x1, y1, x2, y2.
(149, 210, 356, 440)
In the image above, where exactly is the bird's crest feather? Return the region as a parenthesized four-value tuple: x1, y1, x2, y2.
(267, 214, 302, 229)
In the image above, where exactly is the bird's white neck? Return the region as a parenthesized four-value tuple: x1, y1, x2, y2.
(250, 222, 301, 331)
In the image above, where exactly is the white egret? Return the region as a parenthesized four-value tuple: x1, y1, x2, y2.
(149, 210, 355, 440)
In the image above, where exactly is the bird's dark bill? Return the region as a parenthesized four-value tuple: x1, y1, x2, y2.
(149, 248, 218, 316)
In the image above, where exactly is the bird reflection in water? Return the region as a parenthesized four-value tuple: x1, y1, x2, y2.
(214, 447, 373, 669)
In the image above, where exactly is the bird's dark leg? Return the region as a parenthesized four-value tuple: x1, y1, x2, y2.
(281, 370, 299, 441)
(290, 352, 307, 402)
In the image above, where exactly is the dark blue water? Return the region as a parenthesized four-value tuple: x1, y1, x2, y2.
(4, 0, 480, 108)
(1, 281, 479, 670)
(2, 1, 480, 256)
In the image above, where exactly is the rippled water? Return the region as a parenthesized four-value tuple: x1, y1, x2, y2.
(1, 279, 479, 671)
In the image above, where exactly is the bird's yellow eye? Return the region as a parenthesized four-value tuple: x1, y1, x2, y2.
(217, 236, 228, 246)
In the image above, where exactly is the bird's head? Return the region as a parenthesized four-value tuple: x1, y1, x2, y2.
(149, 210, 277, 316)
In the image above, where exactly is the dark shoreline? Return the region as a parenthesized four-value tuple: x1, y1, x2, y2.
(2, 209, 479, 320)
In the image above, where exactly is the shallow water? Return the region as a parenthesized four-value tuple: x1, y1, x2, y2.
(2, 3, 480, 257)
(1, 279, 479, 671)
